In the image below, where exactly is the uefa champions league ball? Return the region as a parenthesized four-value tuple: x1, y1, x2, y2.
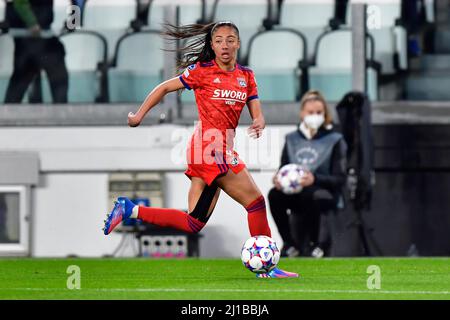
(276, 163, 308, 195)
(241, 235, 280, 274)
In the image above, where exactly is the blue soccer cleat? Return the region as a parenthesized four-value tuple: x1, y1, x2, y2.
(256, 267, 299, 278)
(103, 197, 135, 235)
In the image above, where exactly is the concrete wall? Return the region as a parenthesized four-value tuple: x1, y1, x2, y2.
(2, 122, 450, 257)
(0, 124, 292, 257)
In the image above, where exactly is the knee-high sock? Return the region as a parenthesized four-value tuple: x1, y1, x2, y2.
(137, 207, 205, 233)
(246, 195, 272, 237)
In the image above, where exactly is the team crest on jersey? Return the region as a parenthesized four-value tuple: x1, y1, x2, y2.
(237, 78, 247, 87)
(184, 64, 196, 78)
(231, 157, 239, 166)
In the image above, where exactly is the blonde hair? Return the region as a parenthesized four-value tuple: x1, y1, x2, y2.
(300, 90, 333, 126)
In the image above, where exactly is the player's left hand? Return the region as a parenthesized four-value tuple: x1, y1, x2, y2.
(300, 171, 315, 187)
(248, 117, 265, 139)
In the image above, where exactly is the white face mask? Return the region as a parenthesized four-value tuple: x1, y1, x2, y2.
(303, 114, 325, 130)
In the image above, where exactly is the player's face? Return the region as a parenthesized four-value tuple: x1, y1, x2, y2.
(300, 100, 325, 121)
(211, 26, 240, 65)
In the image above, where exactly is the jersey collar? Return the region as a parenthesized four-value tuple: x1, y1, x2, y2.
(212, 59, 237, 73)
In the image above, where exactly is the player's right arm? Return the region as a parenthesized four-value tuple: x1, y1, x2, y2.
(127, 77, 185, 127)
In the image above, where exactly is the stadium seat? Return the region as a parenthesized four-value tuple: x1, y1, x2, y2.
(108, 31, 164, 103)
(214, 1, 267, 59)
(367, 2, 406, 75)
(83, 0, 136, 60)
(53, 31, 109, 103)
(177, 1, 202, 25)
(310, 29, 379, 102)
(146, 0, 166, 29)
(280, 0, 334, 28)
(279, 0, 334, 56)
(244, 29, 309, 102)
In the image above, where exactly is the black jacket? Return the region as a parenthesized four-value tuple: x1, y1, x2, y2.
(6, 0, 54, 30)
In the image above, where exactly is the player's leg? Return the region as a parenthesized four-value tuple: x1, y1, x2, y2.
(103, 177, 220, 235)
(215, 168, 271, 237)
(187, 177, 221, 221)
(137, 177, 220, 232)
(216, 168, 298, 278)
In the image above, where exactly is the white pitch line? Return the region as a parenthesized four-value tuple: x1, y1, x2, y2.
(2, 288, 450, 295)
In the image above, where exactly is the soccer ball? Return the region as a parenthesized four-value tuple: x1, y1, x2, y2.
(241, 235, 280, 274)
(276, 163, 307, 195)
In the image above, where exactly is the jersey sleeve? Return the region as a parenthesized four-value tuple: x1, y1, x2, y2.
(179, 63, 202, 90)
(246, 72, 259, 103)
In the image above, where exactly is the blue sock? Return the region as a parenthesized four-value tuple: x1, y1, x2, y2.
(118, 197, 136, 219)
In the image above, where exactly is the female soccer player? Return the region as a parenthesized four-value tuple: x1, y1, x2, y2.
(103, 21, 298, 278)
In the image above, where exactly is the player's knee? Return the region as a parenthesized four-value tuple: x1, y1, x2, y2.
(186, 214, 206, 234)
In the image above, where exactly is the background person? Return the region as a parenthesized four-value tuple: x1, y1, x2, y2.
(268, 90, 347, 257)
(4, 0, 68, 103)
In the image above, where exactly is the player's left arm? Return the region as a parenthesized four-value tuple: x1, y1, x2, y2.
(246, 71, 264, 139)
(247, 98, 265, 139)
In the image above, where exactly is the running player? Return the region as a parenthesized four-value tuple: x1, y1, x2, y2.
(103, 21, 298, 278)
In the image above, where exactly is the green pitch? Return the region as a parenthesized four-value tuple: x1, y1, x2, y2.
(0, 258, 449, 300)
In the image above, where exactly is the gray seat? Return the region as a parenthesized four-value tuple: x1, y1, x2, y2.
(83, 0, 136, 61)
(54, 32, 108, 103)
(280, 1, 334, 57)
(108, 32, 164, 103)
(245, 30, 308, 102)
(368, 2, 406, 74)
(214, 1, 267, 59)
(177, 1, 203, 25)
(310, 30, 379, 102)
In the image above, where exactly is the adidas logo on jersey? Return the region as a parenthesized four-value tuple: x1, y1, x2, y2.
(213, 78, 221, 84)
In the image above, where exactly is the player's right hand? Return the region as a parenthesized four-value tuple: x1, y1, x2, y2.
(127, 112, 141, 127)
